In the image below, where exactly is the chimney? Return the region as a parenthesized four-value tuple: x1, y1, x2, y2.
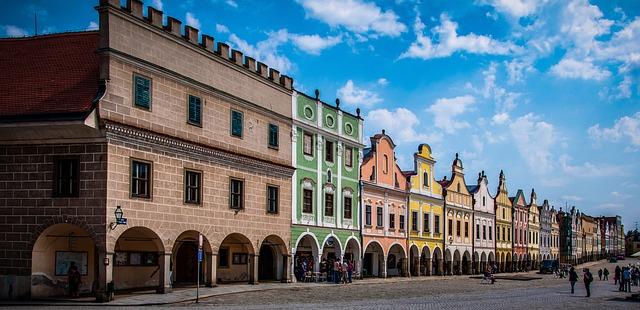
(217, 42, 230, 60)
(165, 17, 182, 37)
(100, 0, 120, 7)
(201, 35, 214, 51)
(126, 0, 143, 19)
(244, 56, 257, 72)
(269, 68, 280, 82)
(280, 75, 293, 90)
(257, 62, 269, 78)
(184, 26, 199, 44)
(147, 7, 163, 28)
(231, 49, 243, 66)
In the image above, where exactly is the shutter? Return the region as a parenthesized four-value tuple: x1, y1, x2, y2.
(189, 95, 201, 124)
(135, 76, 150, 108)
(232, 111, 243, 136)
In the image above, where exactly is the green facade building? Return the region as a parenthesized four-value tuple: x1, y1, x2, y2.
(290, 90, 364, 281)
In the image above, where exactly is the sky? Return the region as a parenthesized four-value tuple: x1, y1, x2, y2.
(1, 0, 639, 230)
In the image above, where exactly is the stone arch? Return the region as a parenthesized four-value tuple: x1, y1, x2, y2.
(258, 234, 289, 282)
(409, 244, 420, 276)
(217, 232, 256, 284)
(113, 226, 165, 291)
(387, 243, 407, 277)
(293, 232, 320, 280)
(363, 240, 385, 277)
(29, 216, 101, 253)
(172, 230, 213, 286)
(107, 218, 172, 253)
(294, 232, 321, 256)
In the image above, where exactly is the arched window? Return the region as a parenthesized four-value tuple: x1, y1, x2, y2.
(457, 183, 460, 192)
(423, 171, 429, 188)
(383, 155, 389, 174)
(327, 170, 332, 183)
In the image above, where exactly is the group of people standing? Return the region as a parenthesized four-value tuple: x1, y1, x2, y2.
(614, 264, 640, 293)
(320, 258, 355, 284)
(568, 267, 594, 297)
(565, 262, 639, 298)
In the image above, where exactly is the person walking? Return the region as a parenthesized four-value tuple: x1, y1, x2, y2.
(583, 268, 593, 297)
(598, 269, 603, 281)
(623, 267, 631, 292)
(347, 260, 354, 283)
(569, 267, 578, 294)
(333, 260, 340, 284)
(67, 262, 81, 298)
(603, 268, 609, 281)
(615, 265, 621, 285)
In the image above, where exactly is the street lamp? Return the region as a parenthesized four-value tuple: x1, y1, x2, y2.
(109, 206, 127, 230)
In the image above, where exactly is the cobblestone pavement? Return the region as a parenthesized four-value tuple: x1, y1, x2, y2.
(14, 260, 640, 310)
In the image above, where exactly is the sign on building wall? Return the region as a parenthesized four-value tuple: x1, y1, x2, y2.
(55, 251, 88, 276)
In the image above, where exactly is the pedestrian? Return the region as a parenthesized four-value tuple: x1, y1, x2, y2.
(341, 261, 348, 284)
(333, 260, 340, 284)
(615, 265, 621, 285)
(598, 268, 603, 281)
(583, 268, 593, 297)
(623, 267, 631, 292)
(67, 261, 81, 297)
(603, 268, 609, 281)
(569, 267, 578, 294)
(347, 260, 354, 283)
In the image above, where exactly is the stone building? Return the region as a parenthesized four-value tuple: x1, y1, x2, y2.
(290, 91, 364, 281)
(467, 171, 495, 274)
(510, 190, 528, 271)
(439, 154, 473, 275)
(404, 144, 444, 276)
(539, 200, 552, 261)
(360, 130, 409, 277)
(581, 215, 598, 262)
(527, 189, 540, 269)
(494, 170, 512, 272)
(550, 206, 560, 261)
(0, 0, 295, 300)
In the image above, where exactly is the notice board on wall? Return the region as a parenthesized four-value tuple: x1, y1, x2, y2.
(55, 251, 88, 276)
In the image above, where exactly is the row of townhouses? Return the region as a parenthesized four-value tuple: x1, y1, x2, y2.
(0, 0, 625, 301)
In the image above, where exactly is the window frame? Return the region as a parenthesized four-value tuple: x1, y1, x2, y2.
(344, 146, 353, 168)
(218, 248, 229, 268)
(377, 207, 384, 228)
(423, 213, 429, 233)
(324, 192, 334, 217)
(389, 213, 395, 229)
(434, 215, 440, 234)
(184, 169, 202, 205)
(303, 131, 314, 156)
(133, 73, 152, 110)
(266, 184, 279, 214)
(302, 188, 313, 214)
(187, 94, 202, 126)
(268, 123, 279, 149)
(343, 196, 352, 219)
(229, 177, 244, 210)
(399, 215, 405, 231)
(411, 211, 418, 232)
(325, 140, 334, 163)
(365, 205, 372, 226)
(53, 157, 80, 198)
(230, 109, 244, 138)
(130, 158, 152, 199)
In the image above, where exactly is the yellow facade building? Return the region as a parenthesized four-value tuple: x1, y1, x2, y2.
(495, 170, 513, 272)
(527, 189, 541, 270)
(406, 144, 445, 276)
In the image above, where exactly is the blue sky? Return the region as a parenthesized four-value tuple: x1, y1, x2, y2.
(2, 0, 639, 230)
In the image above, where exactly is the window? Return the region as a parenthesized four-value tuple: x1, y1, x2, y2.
(389, 213, 395, 229)
(303, 189, 313, 213)
(370, 166, 376, 181)
(423, 172, 429, 187)
(482, 196, 486, 206)
(268, 124, 279, 148)
(267, 185, 279, 214)
(54, 158, 79, 197)
(230, 178, 244, 209)
(383, 155, 390, 174)
(218, 248, 229, 267)
(134, 74, 151, 109)
(231, 110, 243, 137)
(423, 214, 430, 233)
(464, 222, 469, 238)
(476, 224, 481, 239)
(497, 226, 501, 241)
(489, 226, 492, 240)
(399, 215, 405, 230)
(187, 95, 201, 125)
(483, 225, 487, 240)
(412, 211, 418, 231)
(232, 253, 248, 265)
(434, 215, 440, 234)
(345, 147, 353, 168)
(131, 160, 151, 198)
(365, 205, 372, 226)
(456, 220, 461, 236)
(325, 140, 334, 162)
(324, 192, 334, 217)
(303, 132, 313, 156)
(457, 183, 461, 192)
(448, 219, 453, 236)
(184, 170, 201, 204)
(343, 196, 352, 219)
(377, 207, 384, 227)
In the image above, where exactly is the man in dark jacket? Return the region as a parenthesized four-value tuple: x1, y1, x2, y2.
(615, 265, 621, 285)
(583, 268, 593, 297)
(569, 267, 578, 294)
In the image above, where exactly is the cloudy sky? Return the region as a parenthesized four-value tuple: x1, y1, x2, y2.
(2, 0, 639, 230)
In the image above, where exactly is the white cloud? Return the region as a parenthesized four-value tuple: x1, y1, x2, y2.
(337, 80, 382, 107)
(588, 112, 640, 149)
(595, 17, 640, 73)
(185, 12, 201, 29)
(3, 25, 28, 37)
(400, 13, 521, 60)
(225, 0, 238, 8)
(427, 95, 476, 134)
(299, 0, 406, 37)
(86, 21, 98, 31)
(366, 108, 442, 144)
(611, 191, 632, 199)
(377, 78, 388, 85)
(480, 0, 547, 18)
(505, 58, 534, 84)
(216, 23, 229, 34)
(509, 113, 556, 174)
(492, 112, 510, 124)
(550, 57, 611, 81)
(616, 75, 632, 99)
(479, 62, 520, 113)
(152, 0, 163, 11)
(228, 29, 293, 73)
(290, 34, 342, 55)
(561, 195, 582, 202)
(559, 154, 626, 177)
(561, 0, 613, 54)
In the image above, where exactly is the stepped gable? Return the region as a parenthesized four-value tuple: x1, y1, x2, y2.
(100, 0, 293, 91)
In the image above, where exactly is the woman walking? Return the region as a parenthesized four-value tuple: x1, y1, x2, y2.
(569, 267, 578, 294)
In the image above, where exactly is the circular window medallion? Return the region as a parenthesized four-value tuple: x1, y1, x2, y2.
(303, 106, 314, 119)
(326, 115, 335, 128)
(345, 123, 354, 135)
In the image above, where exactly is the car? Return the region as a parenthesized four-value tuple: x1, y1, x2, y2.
(540, 259, 558, 274)
(617, 254, 625, 260)
(609, 256, 618, 263)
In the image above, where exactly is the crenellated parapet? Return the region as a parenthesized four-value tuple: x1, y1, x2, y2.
(98, 0, 293, 90)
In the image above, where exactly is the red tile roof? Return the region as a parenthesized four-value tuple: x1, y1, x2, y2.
(0, 31, 100, 120)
